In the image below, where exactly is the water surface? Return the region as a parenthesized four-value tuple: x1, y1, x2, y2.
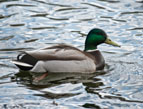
(0, 0, 143, 108)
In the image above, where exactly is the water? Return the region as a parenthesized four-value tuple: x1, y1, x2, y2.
(0, 0, 143, 108)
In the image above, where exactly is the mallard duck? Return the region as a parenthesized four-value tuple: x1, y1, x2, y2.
(12, 28, 120, 73)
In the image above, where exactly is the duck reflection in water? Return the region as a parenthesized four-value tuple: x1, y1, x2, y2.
(12, 70, 107, 99)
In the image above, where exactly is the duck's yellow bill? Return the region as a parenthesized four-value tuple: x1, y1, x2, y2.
(105, 38, 121, 47)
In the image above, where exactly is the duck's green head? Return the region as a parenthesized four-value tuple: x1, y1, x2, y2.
(84, 28, 120, 51)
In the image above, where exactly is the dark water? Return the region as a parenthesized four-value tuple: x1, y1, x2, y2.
(0, 0, 143, 108)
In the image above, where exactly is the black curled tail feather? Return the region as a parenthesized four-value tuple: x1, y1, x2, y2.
(17, 52, 38, 66)
(15, 52, 38, 71)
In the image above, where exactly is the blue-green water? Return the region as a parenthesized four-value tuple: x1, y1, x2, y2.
(0, 0, 143, 108)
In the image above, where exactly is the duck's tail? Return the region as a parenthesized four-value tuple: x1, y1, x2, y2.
(12, 52, 38, 71)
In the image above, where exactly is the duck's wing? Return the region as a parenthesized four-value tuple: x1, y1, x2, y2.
(27, 44, 86, 60)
